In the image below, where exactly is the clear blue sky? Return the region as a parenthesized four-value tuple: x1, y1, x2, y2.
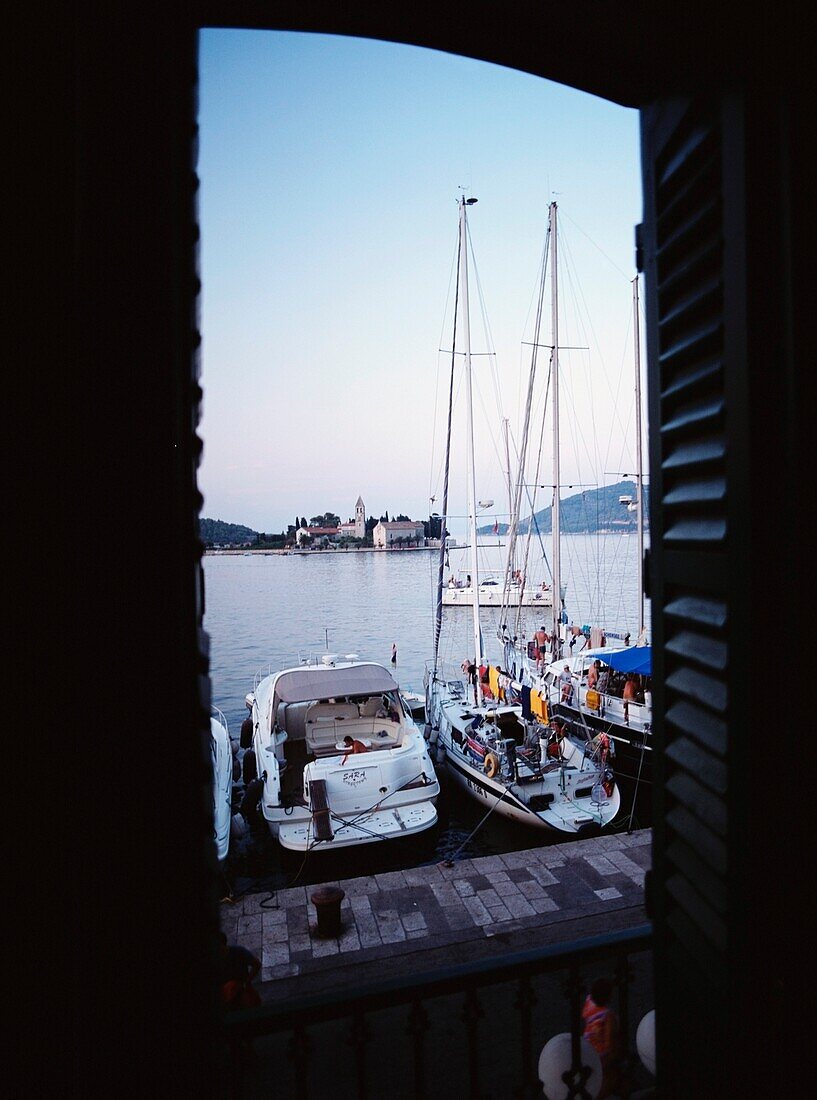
(198, 30, 643, 534)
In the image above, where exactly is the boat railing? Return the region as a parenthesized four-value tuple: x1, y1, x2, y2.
(222, 924, 653, 1098)
(211, 703, 229, 734)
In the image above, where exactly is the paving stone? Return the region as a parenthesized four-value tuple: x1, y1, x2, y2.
(431, 882, 460, 905)
(261, 907, 288, 926)
(485, 902, 513, 922)
(343, 877, 381, 896)
(263, 922, 290, 944)
(219, 913, 240, 940)
(289, 935, 312, 954)
(594, 887, 623, 901)
(350, 895, 373, 914)
(287, 908, 310, 934)
(240, 894, 270, 916)
(624, 829, 651, 848)
(583, 855, 619, 876)
(263, 943, 290, 967)
(531, 897, 560, 914)
(311, 937, 340, 957)
(374, 907, 399, 921)
(407, 928, 430, 939)
(591, 833, 628, 851)
(453, 879, 476, 897)
(471, 855, 506, 873)
(605, 851, 646, 882)
(265, 963, 300, 980)
(535, 849, 567, 868)
(477, 888, 502, 907)
(338, 927, 362, 953)
(378, 921, 407, 944)
(277, 886, 308, 908)
(404, 866, 443, 886)
(374, 870, 407, 890)
(490, 880, 522, 898)
(499, 850, 537, 870)
(356, 919, 382, 948)
(517, 879, 547, 900)
(502, 894, 536, 919)
(237, 913, 263, 936)
(485, 871, 511, 885)
(444, 908, 476, 930)
(401, 911, 427, 932)
(463, 896, 492, 926)
(437, 862, 467, 880)
(531, 865, 560, 887)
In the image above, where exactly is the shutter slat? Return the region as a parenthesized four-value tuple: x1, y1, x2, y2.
(665, 666, 728, 712)
(668, 774, 730, 831)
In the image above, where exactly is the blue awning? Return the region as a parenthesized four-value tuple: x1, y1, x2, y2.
(600, 646, 651, 675)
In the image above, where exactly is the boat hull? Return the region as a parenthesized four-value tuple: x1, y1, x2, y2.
(275, 802, 438, 851)
(442, 588, 552, 607)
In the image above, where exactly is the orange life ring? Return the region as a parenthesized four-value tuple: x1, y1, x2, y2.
(483, 752, 500, 779)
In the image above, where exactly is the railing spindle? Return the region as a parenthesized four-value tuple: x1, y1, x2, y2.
(462, 987, 484, 1099)
(514, 975, 538, 1099)
(288, 1022, 310, 1100)
(407, 997, 429, 1098)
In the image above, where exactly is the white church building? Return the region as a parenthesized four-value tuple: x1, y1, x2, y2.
(337, 496, 366, 540)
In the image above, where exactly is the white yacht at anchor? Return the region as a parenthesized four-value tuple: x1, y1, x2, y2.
(242, 653, 440, 851)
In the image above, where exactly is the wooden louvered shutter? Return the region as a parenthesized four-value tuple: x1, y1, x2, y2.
(639, 94, 750, 1097)
(640, 89, 807, 1096)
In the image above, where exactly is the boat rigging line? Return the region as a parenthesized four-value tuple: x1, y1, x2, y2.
(439, 784, 511, 867)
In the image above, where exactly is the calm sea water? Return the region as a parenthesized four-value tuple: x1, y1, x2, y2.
(204, 536, 650, 894)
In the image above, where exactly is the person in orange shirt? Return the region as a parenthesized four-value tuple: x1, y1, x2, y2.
(622, 674, 637, 724)
(342, 736, 368, 763)
(582, 978, 621, 1099)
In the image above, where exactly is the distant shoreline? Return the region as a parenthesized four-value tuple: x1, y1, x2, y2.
(204, 546, 440, 557)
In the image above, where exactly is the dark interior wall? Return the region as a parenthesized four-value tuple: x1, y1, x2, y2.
(32, 1, 811, 1092)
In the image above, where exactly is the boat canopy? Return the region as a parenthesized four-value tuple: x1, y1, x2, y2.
(600, 646, 652, 676)
(273, 663, 399, 706)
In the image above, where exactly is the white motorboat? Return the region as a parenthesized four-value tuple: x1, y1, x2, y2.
(243, 653, 440, 851)
(210, 706, 233, 862)
(425, 196, 620, 835)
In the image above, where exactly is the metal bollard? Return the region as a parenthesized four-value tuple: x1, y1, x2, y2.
(310, 885, 345, 937)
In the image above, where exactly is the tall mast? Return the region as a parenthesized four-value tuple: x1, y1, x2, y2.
(550, 202, 561, 648)
(461, 197, 482, 667)
(633, 274, 645, 640)
(503, 418, 513, 575)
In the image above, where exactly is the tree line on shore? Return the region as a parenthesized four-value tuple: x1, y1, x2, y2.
(200, 510, 442, 550)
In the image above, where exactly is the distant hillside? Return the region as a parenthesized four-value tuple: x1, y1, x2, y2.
(200, 517, 258, 546)
(477, 481, 648, 535)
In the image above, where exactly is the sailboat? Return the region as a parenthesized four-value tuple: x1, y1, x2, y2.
(424, 196, 620, 836)
(499, 231, 652, 799)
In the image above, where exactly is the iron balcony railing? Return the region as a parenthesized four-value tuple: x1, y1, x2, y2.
(222, 923, 653, 1099)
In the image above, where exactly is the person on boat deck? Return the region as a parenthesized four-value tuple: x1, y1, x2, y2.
(622, 675, 637, 724)
(546, 716, 568, 759)
(587, 660, 601, 690)
(342, 735, 368, 763)
(559, 664, 574, 704)
(597, 666, 610, 695)
(376, 696, 399, 721)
